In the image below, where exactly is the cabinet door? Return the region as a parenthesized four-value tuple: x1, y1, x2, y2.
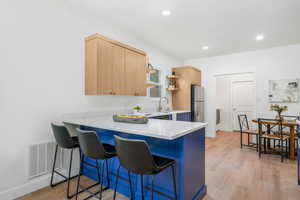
(85, 39, 98, 95)
(112, 45, 125, 95)
(124, 50, 137, 96)
(191, 69, 201, 85)
(135, 54, 147, 96)
(98, 40, 125, 95)
(124, 50, 146, 96)
(98, 40, 114, 94)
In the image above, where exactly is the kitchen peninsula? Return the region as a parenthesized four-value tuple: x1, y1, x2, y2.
(63, 114, 207, 200)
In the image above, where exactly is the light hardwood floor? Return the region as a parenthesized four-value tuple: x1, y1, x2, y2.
(17, 131, 300, 200)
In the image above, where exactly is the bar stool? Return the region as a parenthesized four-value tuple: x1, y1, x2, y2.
(75, 129, 117, 200)
(50, 123, 81, 199)
(113, 135, 177, 200)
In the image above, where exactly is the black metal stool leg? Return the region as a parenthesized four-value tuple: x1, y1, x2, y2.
(171, 165, 178, 200)
(51, 146, 81, 199)
(100, 161, 105, 200)
(105, 159, 110, 188)
(66, 148, 74, 199)
(151, 175, 155, 200)
(50, 144, 58, 187)
(128, 171, 134, 200)
(75, 154, 84, 200)
(113, 165, 121, 200)
(141, 175, 144, 200)
(95, 160, 102, 200)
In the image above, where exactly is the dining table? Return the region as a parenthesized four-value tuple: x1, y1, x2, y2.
(252, 119, 298, 160)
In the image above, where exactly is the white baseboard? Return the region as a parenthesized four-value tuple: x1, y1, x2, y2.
(206, 134, 215, 138)
(0, 174, 51, 200)
(0, 168, 79, 200)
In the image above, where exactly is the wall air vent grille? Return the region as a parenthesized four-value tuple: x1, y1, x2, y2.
(28, 142, 65, 179)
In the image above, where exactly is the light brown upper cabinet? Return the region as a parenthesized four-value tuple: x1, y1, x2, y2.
(125, 49, 147, 96)
(85, 33, 147, 96)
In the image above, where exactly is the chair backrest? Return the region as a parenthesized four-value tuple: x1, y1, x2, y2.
(51, 123, 76, 149)
(238, 114, 250, 132)
(281, 115, 300, 121)
(63, 122, 80, 137)
(76, 129, 108, 160)
(114, 135, 157, 175)
(258, 118, 283, 136)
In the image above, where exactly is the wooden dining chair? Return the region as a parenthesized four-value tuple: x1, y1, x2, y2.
(281, 115, 299, 134)
(258, 118, 290, 162)
(281, 115, 299, 154)
(238, 114, 259, 151)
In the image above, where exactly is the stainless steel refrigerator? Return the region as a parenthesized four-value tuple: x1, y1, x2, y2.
(191, 85, 205, 122)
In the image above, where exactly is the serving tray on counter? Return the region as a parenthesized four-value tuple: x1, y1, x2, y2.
(113, 115, 148, 124)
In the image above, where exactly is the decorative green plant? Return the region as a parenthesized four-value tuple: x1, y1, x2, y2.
(133, 106, 142, 111)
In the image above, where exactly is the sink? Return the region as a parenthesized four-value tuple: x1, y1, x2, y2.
(158, 110, 172, 113)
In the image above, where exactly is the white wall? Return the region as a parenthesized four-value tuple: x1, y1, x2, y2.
(0, 0, 182, 199)
(185, 44, 300, 137)
(216, 76, 231, 131)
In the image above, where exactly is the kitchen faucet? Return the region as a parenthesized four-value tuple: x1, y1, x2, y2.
(158, 97, 170, 112)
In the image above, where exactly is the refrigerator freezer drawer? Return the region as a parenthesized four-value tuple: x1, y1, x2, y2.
(193, 102, 204, 122)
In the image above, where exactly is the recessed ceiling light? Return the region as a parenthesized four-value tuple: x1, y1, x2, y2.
(256, 34, 264, 41)
(161, 10, 171, 16)
(202, 46, 209, 50)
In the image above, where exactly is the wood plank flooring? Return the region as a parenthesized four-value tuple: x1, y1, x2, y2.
(17, 131, 300, 200)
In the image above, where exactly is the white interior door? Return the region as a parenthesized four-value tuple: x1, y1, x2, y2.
(232, 80, 256, 131)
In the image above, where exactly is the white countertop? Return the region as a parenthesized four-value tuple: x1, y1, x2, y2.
(63, 115, 206, 140)
(146, 110, 190, 118)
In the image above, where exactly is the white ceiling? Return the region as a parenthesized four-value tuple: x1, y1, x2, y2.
(67, 0, 300, 59)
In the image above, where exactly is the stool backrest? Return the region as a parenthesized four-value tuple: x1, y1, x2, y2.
(63, 122, 80, 137)
(114, 135, 157, 174)
(76, 129, 107, 160)
(281, 115, 300, 121)
(51, 123, 76, 149)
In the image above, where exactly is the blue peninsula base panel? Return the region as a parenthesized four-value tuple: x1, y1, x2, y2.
(81, 126, 206, 200)
(298, 144, 300, 185)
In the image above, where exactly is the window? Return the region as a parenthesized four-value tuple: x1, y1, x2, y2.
(147, 70, 161, 98)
